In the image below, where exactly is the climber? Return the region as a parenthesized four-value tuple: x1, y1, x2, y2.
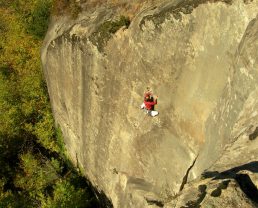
(141, 87, 153, 109)
(143, 94, 159, 117)
(144, 87, 153, 99)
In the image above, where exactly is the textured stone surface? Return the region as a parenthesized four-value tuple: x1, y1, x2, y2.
(41, 0, 258, 207)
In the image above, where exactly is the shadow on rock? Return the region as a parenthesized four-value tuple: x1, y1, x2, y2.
(202, 161, 258, 179)
(249, 127, 258, 140)
(201, 161, 258, 205)
(181, 185, 207, 208)
(235, 174, 258, 204)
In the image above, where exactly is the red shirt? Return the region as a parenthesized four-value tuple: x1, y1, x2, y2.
(144, 99, 157, 110)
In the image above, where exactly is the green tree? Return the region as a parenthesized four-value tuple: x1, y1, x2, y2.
(41, 180, 95, 208)
(26, 0, 52, 38)
(0, 2, 100, 207)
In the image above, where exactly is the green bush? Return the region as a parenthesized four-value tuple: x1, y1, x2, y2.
(0, 64, 12, 78)
(26, 0, 52, 39)
(14, 152, 59, 192)
(41, 180, 94, 208)
(0, 0, 13, 8)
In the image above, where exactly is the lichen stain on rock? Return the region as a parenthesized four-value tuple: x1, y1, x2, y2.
(89, 16, 130, 52)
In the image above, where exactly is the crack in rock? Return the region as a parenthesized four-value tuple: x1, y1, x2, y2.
(180, 156, 198, 192)
(145, 197, 164, 207)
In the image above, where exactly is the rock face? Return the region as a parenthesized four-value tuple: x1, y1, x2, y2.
(41, 0, 258, 207)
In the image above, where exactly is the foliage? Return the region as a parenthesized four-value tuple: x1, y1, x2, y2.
(0, 0, 13, 8)
(0, 2, 99, 207)
(0, 179, 31, 208)
(41, 179, 95, 208)
(5, 0, 52, 39)
(14, 152, 59, 193)
(55, 127, 67, 157)
(26, 0, 52, 39)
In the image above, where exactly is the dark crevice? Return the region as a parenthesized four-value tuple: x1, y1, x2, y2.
(179, 156, 198, 191)
(145, 198, 164, 207)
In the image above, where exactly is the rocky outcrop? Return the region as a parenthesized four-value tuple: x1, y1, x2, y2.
(41, 0, 258, 207)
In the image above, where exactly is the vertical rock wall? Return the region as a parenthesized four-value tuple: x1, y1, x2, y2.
(42, 0, 258, 207)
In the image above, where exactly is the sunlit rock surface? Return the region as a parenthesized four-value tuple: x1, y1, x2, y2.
(41, 0, 258, 207)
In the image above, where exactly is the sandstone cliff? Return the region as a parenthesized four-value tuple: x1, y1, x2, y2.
(41, 0, 258, 207)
